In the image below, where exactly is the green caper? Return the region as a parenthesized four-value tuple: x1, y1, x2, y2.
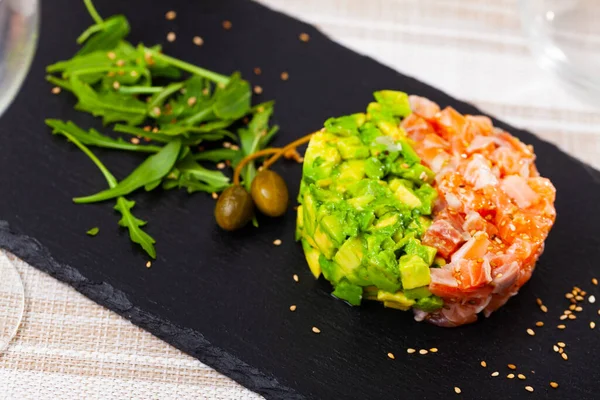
(250, 169, 289, 217)
(214, 185, 254, 231)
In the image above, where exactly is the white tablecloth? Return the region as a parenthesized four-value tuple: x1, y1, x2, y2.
(1, 1, 598, 399)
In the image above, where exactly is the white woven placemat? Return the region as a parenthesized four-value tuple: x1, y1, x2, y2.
(1, 0, 599, 399)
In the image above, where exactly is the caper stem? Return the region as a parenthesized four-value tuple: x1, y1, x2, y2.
(262, 133, 315, 170)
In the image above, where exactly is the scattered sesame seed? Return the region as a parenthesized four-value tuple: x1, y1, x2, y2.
(107, 51, 116, 60)
(564, 310, 572, 315)
(202, 88, 210, 96)
(558, 348, 564, 354)
(289, 305, 296, 311)
(222, 20, 232, 30)
(557, 342, 566, 348)
(112, 81, 120, 90)
(429, 348, 438, 353)
(589, 295, 596, 304)
(146, 261, 152, 268)
(419, 349, 428, 355)
(116, 59, 125, 67)
(293, 274, 299, 282)
(536, 298, 543, 306)
(273, 239, 282, 246)
(581, 291, 587, 296)
(591, 321, 596, 329)
(559, 315, 567, 320)
(253, 67, 262, 75)
(230, 144, 240, 151)
(576, 295, 584, 301)
(566, 293, 574, 299)
(480, 361, 487, 367)
(526, 328, 535, 336)
(508, 364, 517, 370)
(130, 70, 138, 77)
(569, 304, 576, 310)
(535, 321, 544, 327)
(568, 314, 576, 320)
(540, 305, 548, 313)
(51, 86, 61, 94)
(130, 137, 140, 144)
(216, 162, 226, 170)
(152, 127, 160, 133)
(557, 324, 566, 329)
(407, 348, 416, 354)
(211, 192, 218, 200)
(561, 353, 568, 361)
(491, 371, 499, 377)
(454, 387, 461, 394)
(312, 326, 320, 334)
(553, 345, 559, 352)
(299, 32, 310, 42)
(193, 36, 204, 46)
(223, 141, 232, 148)
(387, 352, 395, 360)
(280, 72, 289, 81)
(165, 10, 177, 20)
(254, 85, 263, 95)
(525, 386, 534, 393)
(593, 278, 598, 286)
(550, 381, 558, 389)
(507, 374, 515, 379)
(167, 32, 176, 42)
(152, 107, 161, 116)
(518, 374, 526, 380)
(187, 96, 197, 106)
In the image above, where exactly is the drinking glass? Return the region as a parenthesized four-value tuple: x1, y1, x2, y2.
(0, 0, 39, 354)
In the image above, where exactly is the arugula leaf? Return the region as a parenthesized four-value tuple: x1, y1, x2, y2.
(86, 227, 100, 236)
(78, 15, 130, 56)
(212, 73, 251, 120)
(74, 139, 182, 203)
(114, 197, 157, 258)
(46, 119, 162, 153)
(147, 82, 185, 116)
(176, 155, 230, 193)
(142, 47, 229, 85)
(192, 148, 240, 163)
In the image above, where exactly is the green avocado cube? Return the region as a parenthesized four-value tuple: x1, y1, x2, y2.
(338, 160, 366, 181)
(404, 238, 437, 266)
(403, 286, 432, 300)
(376, 290, 415, 310)
(313, 225, 337, 259)
(337, 136, 370, 160)
(373, 90, 412, 118)
(324, 113, 365, 136)
(296, 205, 304, 241)
(415, 296, 444, 312)
(320, 214, 346, 246)
(301, 239, 322, 278)
(364, 157, 385, 179)
(319, 254, 344, 284)
(332, 279, 363, 306)
(398, 139, 421, 165)
(302, 192, 318, 237)
(334, 237, 364, 276)
(394, 184, 422, 209)
(399, 254, 431, 290)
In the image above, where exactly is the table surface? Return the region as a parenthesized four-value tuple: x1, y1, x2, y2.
(2, 0, 598, 399)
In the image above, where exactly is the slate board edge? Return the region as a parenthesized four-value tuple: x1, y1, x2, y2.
(0, 221, 303, 400)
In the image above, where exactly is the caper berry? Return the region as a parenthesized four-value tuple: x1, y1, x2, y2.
(214, 185, 254, 231)
(251, 170, 289, 217)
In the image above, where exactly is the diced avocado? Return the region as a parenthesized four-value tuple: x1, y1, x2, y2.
(320, 214, 346, 246)
(403, 286, 432, 300)
(337, 136, 370, 160)
(388, 178, 414, 193)
(404, 238, 437, 266)
(398, 254, 431, 289)
(377, 290, 415, 310)
(398, 139, 421, 165)
(295, 205, 304, 241)
(394, 184, 422, 209)
(324, 113, 365, 136)
(347, 193, 376, 210)
(377, 120, 404, 140)
(358, 123, 382, 146)
(319, 254, 344, 283)
(313, 225, 336, 259)
(364, 157, 385, 179)
(433, 257, 447, 268)
(302, 192, 318, 237)
(332, 279, 363, 306)
(302, 239, 322, 278)
(392, 162, 434, 185)
(334, 236, 364, 276)
(373, 90, 412, 118)
(415, 184, 438, 215)
(358, 210, 375, 231)
(303, 141, 342, 182)
(338, 159, 366, 181)
(366, 250, 401, 293)
(373, 213, 399, 230)
(415, 296, 444, 312)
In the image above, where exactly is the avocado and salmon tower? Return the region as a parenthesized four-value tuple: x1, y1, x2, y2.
(297, 91, 556, 327)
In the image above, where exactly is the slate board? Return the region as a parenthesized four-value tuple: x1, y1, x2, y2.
(1, 0, 599, 398)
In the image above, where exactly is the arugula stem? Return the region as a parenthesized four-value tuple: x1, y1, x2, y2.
(46, 75, 73, 92)
(118, 86, 164, 95)
(143, 48, 230, 85)
(83, 0, 104, 25)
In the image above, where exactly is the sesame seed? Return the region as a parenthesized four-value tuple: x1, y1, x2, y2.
(507, 374, 515, 379)
(525, 386, 534, 393)
(540, 305, 548, 313)
(211, 192, 218, 200)
(130, 138, 140, 144)
(566, 293, 574, 299)
(491, 371, 499, 377)
(165, 10, 177, 20)
(51, 86, 61, 94)
(289, 305, 296, 311)
(569, 304, 576, 310)
(223, 142, 232, 148)
(187, 97, 197, 106)
(557, 342, 566, 348)
(280, 72, 289, 81)
(222, 20, 232, 30)
(112, 81, 120, 90)
(550, 381, 558, 389)
(559, 315, 567, 320)
(568, 314, 576, 320)
(553, 345, 559, 352)
(526, 328, 535, 336)
(254, 85, 263, 95)
(557, 324, 566, 329)
(231, 145, 240, 151)
(535, 321, 544, 327)
(299, 32, 310, 42)
(311, 326, 320, 334)
(561, 353, 568, 361)
(202, 88, 210, 96)
(273, 239, 282, 246)
(598, 309, 600, 315)
(216, 162, 226, 170)
(480, 361, 487, 367)
(293, 274, 299, 282)
(387, 352, 395, 360)
(591, 321, 596, 329)
(152, 127, 159, 133)
(107, 51, 116, 60)
(593, 278, 598, 286)
(589, 295, 596, 304)
(576, 295, 584, 301)
(130, 70, 138, 77)
(146, 261, 152, 268)
(167, 32, 176, 42)
(152, 107, 161, 116)
(116, 59, 125, 67)
(536, 298, 543, 306)
(581, 291, 587, 296)
(407, 348, 416, 354)
(518, 374, 526, 380)
(454, 387, 461, 394)
(253, 67, 262, 75)
(429, 348, 438, 353)
(193, 36, 204, 46)
(558, 348, 564, 354)
(419, 349, 428, 355)
(564, 310, 572, 315)
(508, 364, 517, 370)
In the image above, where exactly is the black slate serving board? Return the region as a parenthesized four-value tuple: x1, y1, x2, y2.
(2, 0, 600, 398)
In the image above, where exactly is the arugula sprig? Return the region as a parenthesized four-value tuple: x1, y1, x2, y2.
(46, 0, 279, 258)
